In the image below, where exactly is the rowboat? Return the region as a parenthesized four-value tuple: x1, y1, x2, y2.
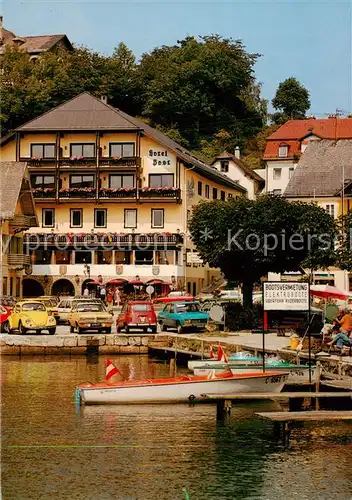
(192, 362, 316, 384)
(76, 371, 288, 405)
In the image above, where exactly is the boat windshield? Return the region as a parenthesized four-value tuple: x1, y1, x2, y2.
(176, 303, 200, 313)
(22, 303, 46, 311)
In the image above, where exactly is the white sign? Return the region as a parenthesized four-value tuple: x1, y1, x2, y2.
(186, 252, 203, 264)
(263, 282, 309, 311)
(147, 148, 176, 169)
(146, 285, 155, 295)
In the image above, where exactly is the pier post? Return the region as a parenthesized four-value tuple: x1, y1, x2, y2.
(216, 400, 232, 421)
(315, 361, 322, 410)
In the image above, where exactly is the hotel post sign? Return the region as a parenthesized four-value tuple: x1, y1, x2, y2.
(263, 282, 310, 311)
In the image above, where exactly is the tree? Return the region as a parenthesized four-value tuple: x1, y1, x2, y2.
(336, 210, 352, 271)
(189, 195, 337, 308)
(137, 35, 267, 150)
(272, 77, 310, 123)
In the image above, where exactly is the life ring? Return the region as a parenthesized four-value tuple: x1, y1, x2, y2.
(188, 394, 196, 402)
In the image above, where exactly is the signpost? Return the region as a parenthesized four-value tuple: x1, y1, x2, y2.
(263, 282, 310, 378)
(146, 285, 155, 299)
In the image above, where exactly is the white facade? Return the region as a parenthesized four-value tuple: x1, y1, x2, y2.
(265, 160, 297, 194)
(212, 157, 259, 199)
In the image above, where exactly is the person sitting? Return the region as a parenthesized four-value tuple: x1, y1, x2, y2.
(327, 332, 352, 350)
(337, 310, 352, 335)
(332, 307, 345, 333)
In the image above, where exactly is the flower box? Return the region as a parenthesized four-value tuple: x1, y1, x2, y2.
(99, 188, 136, 198)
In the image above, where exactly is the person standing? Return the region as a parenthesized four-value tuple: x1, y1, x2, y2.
(83, 286, 89, 297)
(114, 288, 121, 307)
(99, 286, 106, 304)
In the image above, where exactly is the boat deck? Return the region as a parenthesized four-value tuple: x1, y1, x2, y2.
(201, 391, 352, 401)
(256, 410, 352, 422)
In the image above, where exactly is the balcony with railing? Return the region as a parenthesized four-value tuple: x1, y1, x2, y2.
(99, 156, 141, 168)
(26, 158, 56, 168)
(59, 188, 96, 199)
(139, 187, 181, 200)
(99, 188, 137, 199)
(9, 215, 37, 232)
(59, 157, 97, 168)
(7, 254, 31, 269)
(32, 188, 56, 199)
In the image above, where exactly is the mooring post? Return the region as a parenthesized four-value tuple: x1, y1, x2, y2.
(170, 358, 176, 377)
(315, 361, 322, 410)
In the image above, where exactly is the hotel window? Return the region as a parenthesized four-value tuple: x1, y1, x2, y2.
(273, 168, 282, 180)
(109, 174, 134, 188)
(75, 251, 92, 264)
(31, 175, 55, 189)
(30, 143, 56, 159)
(151, 209, 164, 228)
(213, 188, 218, 199)
(278, 145, 288, 158)
(155, 250, 175, 265)
(220, 190, 226, 200)
(94, 209, 107, 228)
(325, 204, 335, 218)
(220, 160, 229, 173)
(35, 250, 52, 264)
(109, 143, 135, 157)
(95, 251, 113, 264)
(70, 175, 94, 188)
(228, 193, 233, 198)
(70, 143, 95, 158)
(124, 209, 137, 228)
(42, 208, 55, 228)
(149, 174, 174, 188)
(115, 251, 132, 264)
(135, 250, 153, 265)
(198, 181, 202, 196)
(55, 250, 71, 264)
(70, 209, 83, 228)
(289, 167, 295, 179)
(205, 185, 210, 199)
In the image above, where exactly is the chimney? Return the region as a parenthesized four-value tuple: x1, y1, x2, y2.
(100, 95, 108, 104)
(0, 16, 3, 45)
(234, 146, 240, 159)
(13, 37, 25, 46)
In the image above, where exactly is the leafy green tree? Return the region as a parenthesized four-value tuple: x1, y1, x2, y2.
(336, 210, 352, 271)
(189, 195, 337, 308)
(137, 35, 266, 150)
(272, 77, 310, 123)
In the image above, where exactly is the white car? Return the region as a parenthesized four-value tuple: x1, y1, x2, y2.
(218, 290, 241, 299)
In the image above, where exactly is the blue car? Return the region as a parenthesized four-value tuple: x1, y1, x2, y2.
(157, 301, 209, 334)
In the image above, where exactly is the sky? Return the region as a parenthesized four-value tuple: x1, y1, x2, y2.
(3, 0, 352, 116)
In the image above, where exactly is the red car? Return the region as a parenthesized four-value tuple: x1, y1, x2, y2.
(0, 304, 11, 333)
(116, 301, 157, 333)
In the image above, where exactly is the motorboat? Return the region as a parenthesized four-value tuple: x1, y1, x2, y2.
(76, 371, 288, 405)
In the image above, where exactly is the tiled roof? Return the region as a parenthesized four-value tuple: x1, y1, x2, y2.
(284, 140, 352, 198)
(15, 93, 246, 193)
(0, 162, 37, 220)
(264, 118, 352, 160)
(0, 33, 72, 55)
(212, 151, 265, 183)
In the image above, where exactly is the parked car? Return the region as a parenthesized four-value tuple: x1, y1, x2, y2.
(0, 295, 17, 310)
(8, 301, 56, 335)
(39, 295, 60, 305)
(0, 304, 11, 333)
(218, 290, 241, 300)
(56, 296, 75, 323)
(34, 297, 60, 321)
(157, 301, 209, 334)
(68, 302, 113, 334)
(116, 300, 157, 333)
(153, 293, 194, 305)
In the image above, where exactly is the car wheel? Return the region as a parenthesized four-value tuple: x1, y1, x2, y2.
(176, 323, 183, 334)
(19, 321, 27, 335)
(78, 327, 85, 334)
(1, 321, 10, 334)
(48, 328, 56, 335)
(70, 324, 75, 333)
(161, 322, 167, 332)
(151, 326, 157, 334)
(105, 327, 112, 334)
(125, 324, 130, 334)
(116, 325, 122, 333)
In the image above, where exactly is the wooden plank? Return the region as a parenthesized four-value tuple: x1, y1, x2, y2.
(201, 392, 352, 400)
(322, 380, 352, 390)
(256, 410, 352, 422)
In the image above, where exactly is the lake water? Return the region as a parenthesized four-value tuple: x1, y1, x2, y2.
(1, 355, 351, 500)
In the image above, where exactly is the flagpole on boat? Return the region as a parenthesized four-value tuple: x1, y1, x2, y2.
(262, 283, 266, 373)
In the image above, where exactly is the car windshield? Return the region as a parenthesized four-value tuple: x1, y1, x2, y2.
(76, 304, 104, 312)
(132, 304, 150, 312)
(175, 303, 200, 313)
(22, 303, 46, 311)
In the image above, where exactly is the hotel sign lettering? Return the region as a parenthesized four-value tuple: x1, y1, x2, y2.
(148, 148, 175, 168)
(263, 282, 309, 311)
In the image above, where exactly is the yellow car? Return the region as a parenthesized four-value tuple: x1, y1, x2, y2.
(35, 297, 60, 321)
(68, 302, 113, 334)
(9, 300, 57, 335)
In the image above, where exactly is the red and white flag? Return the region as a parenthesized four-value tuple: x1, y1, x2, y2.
(209, 345, 215, 359)
(217, 345, 228, 363)
(105, 359, 120, 380)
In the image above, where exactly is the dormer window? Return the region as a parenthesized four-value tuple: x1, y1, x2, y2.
(220, 160, 229, 173)
(278, 144, 288, 158)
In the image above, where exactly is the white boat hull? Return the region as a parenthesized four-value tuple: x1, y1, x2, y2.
(193, 365, 315, 384)
(78, 373, 288, 405)
(188, 359, 261, 371)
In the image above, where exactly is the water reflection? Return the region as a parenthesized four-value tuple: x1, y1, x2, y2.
(2, 355, 352, 500)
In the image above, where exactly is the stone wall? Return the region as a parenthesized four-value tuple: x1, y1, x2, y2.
(0, 334, 153, 355)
